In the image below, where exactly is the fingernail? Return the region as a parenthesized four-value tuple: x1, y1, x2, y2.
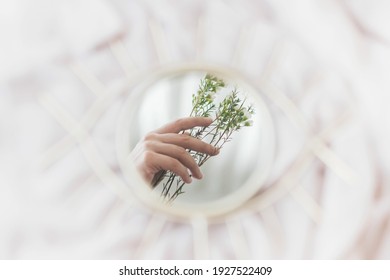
(187, 177, 192, 183)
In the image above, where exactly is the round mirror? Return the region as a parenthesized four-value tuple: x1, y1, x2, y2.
(116, 64, 274, 219)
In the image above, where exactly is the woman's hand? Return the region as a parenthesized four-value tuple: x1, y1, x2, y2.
(130, 117, 219, 185)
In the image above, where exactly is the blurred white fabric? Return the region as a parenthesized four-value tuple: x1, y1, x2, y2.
(0, 0, 122, 82)
(0, 0, 389, 259)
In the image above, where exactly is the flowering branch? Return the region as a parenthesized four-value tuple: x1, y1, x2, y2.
(156, 74, 254, 203)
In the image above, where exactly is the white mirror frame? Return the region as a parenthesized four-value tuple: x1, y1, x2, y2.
(116, 63, 275, 221)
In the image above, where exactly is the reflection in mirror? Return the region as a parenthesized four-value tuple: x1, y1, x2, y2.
(117, 67, 274, 216)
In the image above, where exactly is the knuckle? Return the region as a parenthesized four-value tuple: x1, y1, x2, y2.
(173, 118, 188, 131)
(143, 140, 154, 150)
(177, 147, 188, 159)
(143, 151, 155, 163)
(174, 117, 185, 126)
(143, 132, 157, 141)
(179, 134, 191, 143)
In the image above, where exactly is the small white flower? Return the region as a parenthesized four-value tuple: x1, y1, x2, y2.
(242, 108, 251, 119)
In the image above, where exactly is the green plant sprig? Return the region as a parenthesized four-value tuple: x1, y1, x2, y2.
(158, 74, 254, 203)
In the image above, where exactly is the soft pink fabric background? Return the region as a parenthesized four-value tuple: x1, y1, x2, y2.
(0, 0, 389, 259)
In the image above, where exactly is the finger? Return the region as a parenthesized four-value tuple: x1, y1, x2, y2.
(157, 133, 219, 156)
(147, 141, 203, 179)
(154, 117, 213, 134)
(152, 153, 192, 184)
